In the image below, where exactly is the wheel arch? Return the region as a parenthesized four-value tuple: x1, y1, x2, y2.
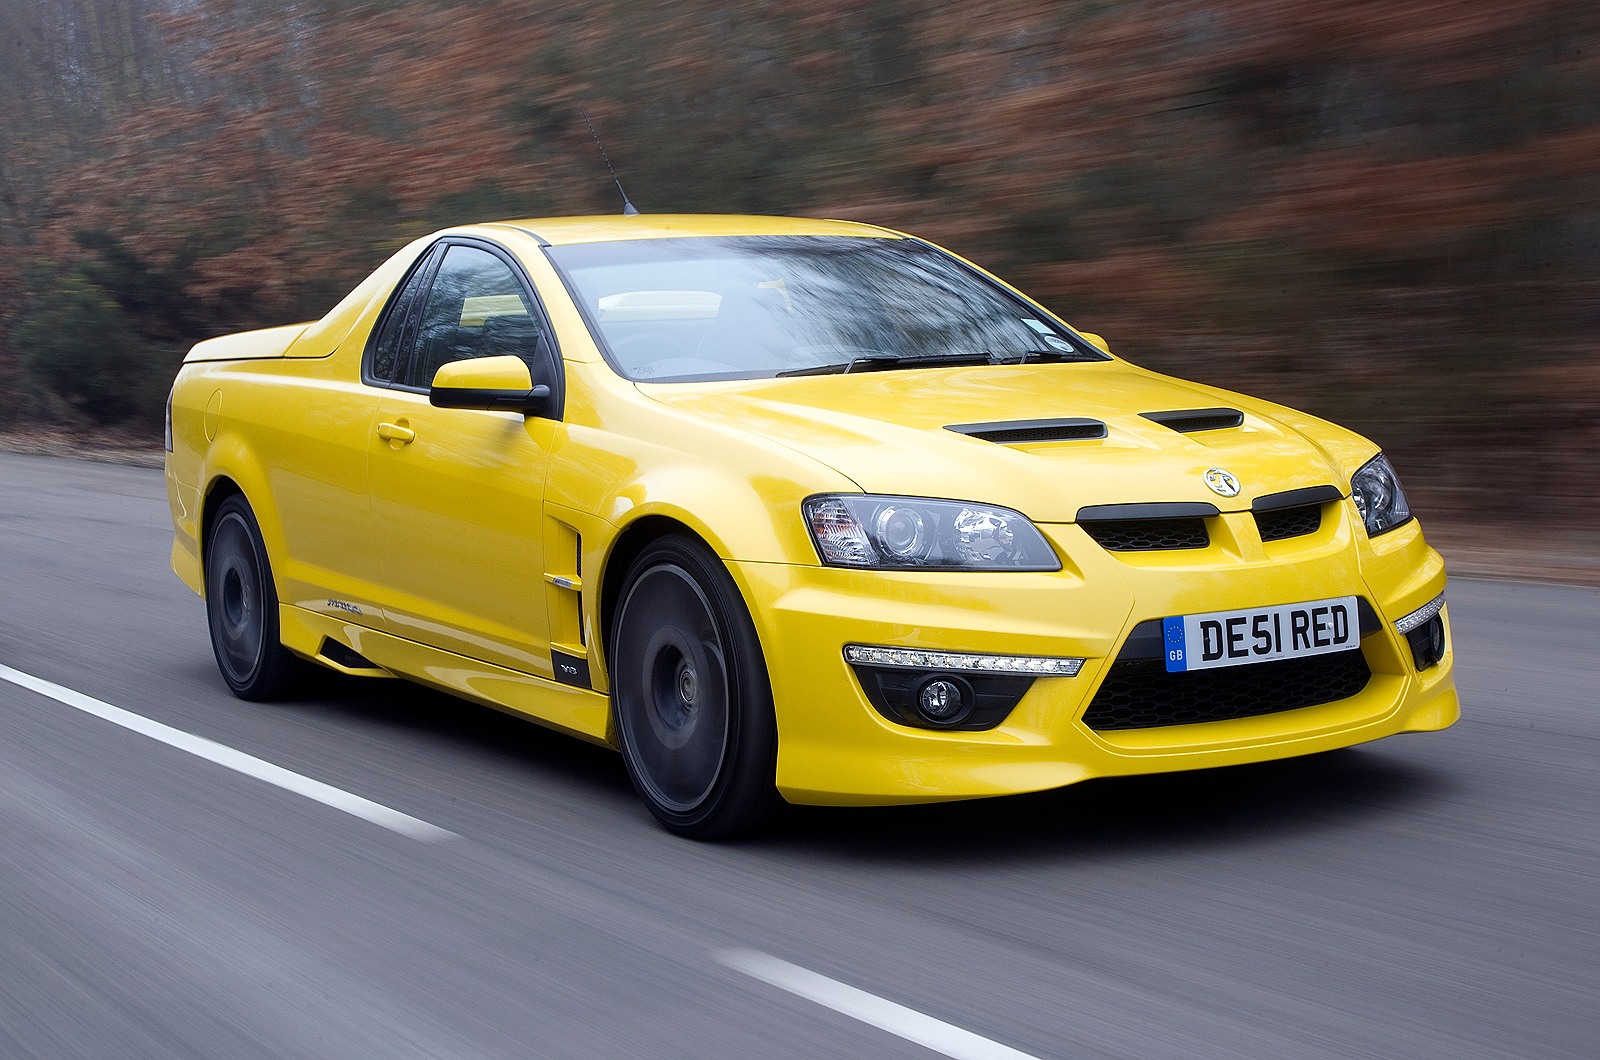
(195, 429, 281, 591)
(600, 515, 782, 836)
(197, 475, 245, 593)
(598, 514, 701, 668)
(590, 482, 816, 690)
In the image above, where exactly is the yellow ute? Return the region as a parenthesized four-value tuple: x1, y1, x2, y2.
(165, 214, 1457, 837)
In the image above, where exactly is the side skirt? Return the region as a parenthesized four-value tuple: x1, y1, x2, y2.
(279, 605, 615, 748)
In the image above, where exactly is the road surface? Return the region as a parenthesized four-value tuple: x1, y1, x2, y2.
(0, 452, 1594, 1060)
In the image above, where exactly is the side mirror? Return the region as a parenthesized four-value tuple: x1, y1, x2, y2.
(429, 355, 549, 412)
(1077, 331, 1111, 354)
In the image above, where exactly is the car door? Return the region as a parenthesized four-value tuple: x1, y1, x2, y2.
(257, 248, 442, 631)
(367, 240, 563, 680)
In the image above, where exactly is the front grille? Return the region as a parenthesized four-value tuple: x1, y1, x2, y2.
(1081, 518, 1209, 551)
(1081, 650, 1372, 730)
(1254, 503, 1322, 542)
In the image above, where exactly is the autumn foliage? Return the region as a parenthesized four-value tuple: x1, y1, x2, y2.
(1, 0, 1597, 533)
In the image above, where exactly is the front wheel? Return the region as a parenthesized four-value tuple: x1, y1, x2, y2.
(205, 494, 303, 700)
(611, 535, 780, 838)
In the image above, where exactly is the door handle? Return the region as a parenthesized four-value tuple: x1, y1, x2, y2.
(377, 421, 416, 444)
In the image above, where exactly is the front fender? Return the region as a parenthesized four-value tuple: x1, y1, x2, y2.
(608, 463, 832, 564)
(547, 362, 858, 564)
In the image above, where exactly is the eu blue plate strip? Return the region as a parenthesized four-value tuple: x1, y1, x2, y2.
(1162, 616, 1188, 672)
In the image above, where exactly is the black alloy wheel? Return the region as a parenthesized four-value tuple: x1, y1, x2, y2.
(205, 494, 303, 700)
(611, 535, 780, 838)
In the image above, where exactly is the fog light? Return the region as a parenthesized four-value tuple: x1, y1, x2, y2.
(917, 677, 966, 722)
(847, 647, 1049, 730)
(1405, 613, 1446, 671)
(1396, 594, 1447, 671)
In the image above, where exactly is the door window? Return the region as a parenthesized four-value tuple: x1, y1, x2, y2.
(403, 245, 557, 393)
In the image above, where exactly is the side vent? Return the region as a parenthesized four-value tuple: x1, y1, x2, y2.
(319, 638, 381, 671)
(946, 417, 1107, 444)
(1140, 408, 1244, 433)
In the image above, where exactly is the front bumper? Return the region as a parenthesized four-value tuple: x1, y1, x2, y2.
(733, 502, 1457, 806)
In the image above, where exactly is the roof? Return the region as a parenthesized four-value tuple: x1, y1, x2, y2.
(483, 214, 903, 246)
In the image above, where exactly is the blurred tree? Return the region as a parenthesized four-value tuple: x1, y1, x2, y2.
(0, 0, 1595, 532)
(15, 261, 178, 424)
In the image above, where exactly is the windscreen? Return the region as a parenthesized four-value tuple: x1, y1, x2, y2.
(545, 236, 1108, 383)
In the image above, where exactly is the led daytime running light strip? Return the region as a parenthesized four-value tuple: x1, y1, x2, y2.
(844, 644, 1084, 676)
(1394, 593, 1445, 634)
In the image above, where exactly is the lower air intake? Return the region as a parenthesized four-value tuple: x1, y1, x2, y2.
(1081, 518, 1209, 551)
(1081, 650, 1372, 730)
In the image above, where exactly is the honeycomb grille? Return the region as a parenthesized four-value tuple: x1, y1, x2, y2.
(1081, 650, 1372, 730)
(1081, 518, 1209, 551)
(1254, 503, 1322, 542)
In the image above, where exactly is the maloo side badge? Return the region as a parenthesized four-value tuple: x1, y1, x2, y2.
(1204, 468, 1242, 497)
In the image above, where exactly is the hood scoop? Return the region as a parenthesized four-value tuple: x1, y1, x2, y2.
(1140, 407, 1244, 433)
(946, 417, 1108, 444)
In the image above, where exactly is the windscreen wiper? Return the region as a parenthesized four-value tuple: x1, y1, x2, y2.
(775, 348, 1086, 377)
(777, 352, 1001, 377)
(776, 355, 903, 377)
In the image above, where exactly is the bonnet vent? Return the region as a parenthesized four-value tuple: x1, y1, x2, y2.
(1140, 408, 1244, 433)
(945, 417, 1108, 444)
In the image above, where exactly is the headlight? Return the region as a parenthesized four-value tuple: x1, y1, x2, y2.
(1350, 453, 1412, 536)
(803, 494, 1061, 571)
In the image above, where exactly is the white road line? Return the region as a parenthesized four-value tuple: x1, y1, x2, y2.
(715, 949, 1046, 1060)
(0, 663, 455, 842)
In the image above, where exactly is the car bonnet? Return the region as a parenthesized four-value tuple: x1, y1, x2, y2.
(635, 360, 1352, 523)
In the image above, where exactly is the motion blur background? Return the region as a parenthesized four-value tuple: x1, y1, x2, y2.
(1, 0, 1596, 556)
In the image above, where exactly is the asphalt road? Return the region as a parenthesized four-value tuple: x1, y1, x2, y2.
(0, 451, 1595, 1060)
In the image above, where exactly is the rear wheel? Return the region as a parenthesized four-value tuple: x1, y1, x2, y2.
(611, 535, 780, 838)
(205, 494, 302, 700)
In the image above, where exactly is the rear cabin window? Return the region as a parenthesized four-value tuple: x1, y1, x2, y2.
(370, 255, 434, 384)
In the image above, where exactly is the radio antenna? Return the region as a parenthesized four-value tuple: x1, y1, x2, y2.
(580, 109, 639, 216)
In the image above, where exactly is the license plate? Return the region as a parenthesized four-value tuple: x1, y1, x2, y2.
(1161, 596, 1360, 673)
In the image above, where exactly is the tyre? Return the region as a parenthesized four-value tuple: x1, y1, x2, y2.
(204, 493, 303, 700)
(611, 535, 781, 838)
